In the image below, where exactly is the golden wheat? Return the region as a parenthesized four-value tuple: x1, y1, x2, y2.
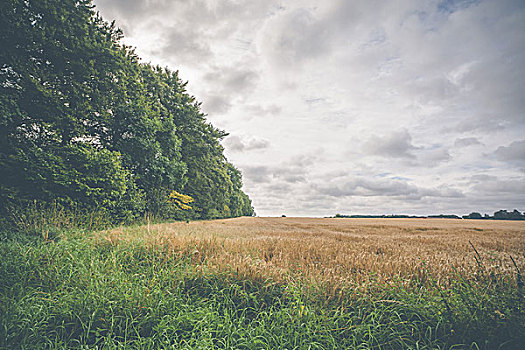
(99, 217, 525, 297)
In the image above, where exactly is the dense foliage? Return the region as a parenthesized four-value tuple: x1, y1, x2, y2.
(0, 0, 254, 222)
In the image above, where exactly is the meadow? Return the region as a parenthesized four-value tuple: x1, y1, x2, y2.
(1, 217, 524, 349)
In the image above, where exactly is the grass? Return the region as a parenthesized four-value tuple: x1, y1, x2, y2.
(1, 217, 524, 349)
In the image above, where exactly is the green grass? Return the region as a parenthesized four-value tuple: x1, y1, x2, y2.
(0, 228, 523, 349)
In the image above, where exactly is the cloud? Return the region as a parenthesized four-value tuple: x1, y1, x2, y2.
(259, 7, 332, 67)
(315, 176, 463, 200)
(265, 183, 292, 193)
(363, 129, 418, 159)
(204, 67, 259, 93)
(287, 154, 318, 167)
(199, 66, 260, 114)
(470, 176, 525, 195)
(361, 131, 451, 167)
(454, 137, 482, 147)
(157, 27, 213, 65)
(244, 104, 282, 116)
(318, 177, 418, 198)
(469, 174, 498, 182)
(93, 0, 525, 216)
(93, 0, 161, 24)
(241, 152, 320, 188)
(272, 166, 307, 183)
(224, 135, 270, 153)
(202, 95, 232, 115)
(419, 148, 452, 166)
(243, 165, 272, 184)
(494, 140, 525, 163)
(242, 163, 306, 184)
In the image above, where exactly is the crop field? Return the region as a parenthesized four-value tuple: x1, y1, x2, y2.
(103, 217, 525, 293)
(2, 217, 525, 349)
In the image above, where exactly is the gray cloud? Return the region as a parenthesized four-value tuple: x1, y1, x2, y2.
(273, 169, 306, 183)
(315, 176, 463, 200)
(437, 0, 481, 14)
(363, 129, 418, 159)
(494, 140, 525, 163)
(244, 104, 282, 116)
(454, 137, 482, 147)
(204, 67, 259, 93)
(452, 118, 506, 134)
(287, 154, 318, 167)
(469, 174, 498, 183)
(318, 178, 418, 198)
(158, 27, 213, 65)
(243, 163, 306, 184)
(241, 153, 318, 187)
(94, 0, 525, 216)
(198, 66, 261, 115)
(93, 0, 191, 37)
(93, 0, 162, 23)
(261, 7, 332, 67)
(243, 165, 272, 184)
(471, 176, 525, 195)
(265, 183, 292, 193)
(224, 135, 270, 152)
(203, 95, 232, 115)
(419, 148, 452, 167)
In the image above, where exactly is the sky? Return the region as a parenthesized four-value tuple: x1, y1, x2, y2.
(93, 0, 525, 217)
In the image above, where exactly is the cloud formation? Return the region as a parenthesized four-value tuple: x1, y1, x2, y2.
(363, 129, 418, 159)
(494, 140, 525, 164)
(223, 135, 270, 153)
(94, 0, 525, 216)
(316, 176, 463, 200)
(454, 137, 482, 147)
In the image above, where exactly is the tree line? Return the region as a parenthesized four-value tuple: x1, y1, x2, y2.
(332, 210, 525, 220)
(0, 0, 254, 223)
(462, 210, 525, 220)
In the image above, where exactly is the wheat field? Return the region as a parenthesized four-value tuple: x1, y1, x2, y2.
(3, 217, 524, 348)
(100, 217, 525, 298)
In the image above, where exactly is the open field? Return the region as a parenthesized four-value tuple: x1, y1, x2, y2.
(102, 217, 525, 294)
(2, 217, 524, 349)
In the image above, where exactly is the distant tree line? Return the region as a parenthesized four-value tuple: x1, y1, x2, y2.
(462, 210, 525, 220)
(0, 0, 254, 223)
(333, 210, 525, 220)
(333, 214, 426, 219)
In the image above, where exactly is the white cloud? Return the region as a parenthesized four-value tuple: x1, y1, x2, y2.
(94, 0, 525, 216)
(223, 135, 270, 153)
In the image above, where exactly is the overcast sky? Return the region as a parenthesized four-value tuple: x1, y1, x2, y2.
(93, 0, 525, 217)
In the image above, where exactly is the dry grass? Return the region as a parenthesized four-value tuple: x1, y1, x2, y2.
(99, 217, 525, 297)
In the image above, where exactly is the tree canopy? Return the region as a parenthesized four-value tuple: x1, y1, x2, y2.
(0, 0, 254, 222)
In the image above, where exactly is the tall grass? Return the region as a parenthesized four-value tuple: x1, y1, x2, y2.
(5, 201, 111, 240)
(1, 217, 524, 349)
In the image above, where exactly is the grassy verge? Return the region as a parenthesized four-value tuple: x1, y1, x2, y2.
(1, 224, 524, 349)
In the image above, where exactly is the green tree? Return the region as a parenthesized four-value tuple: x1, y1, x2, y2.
(0, 0, 253, 222)
(0, 0, 131, 216)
